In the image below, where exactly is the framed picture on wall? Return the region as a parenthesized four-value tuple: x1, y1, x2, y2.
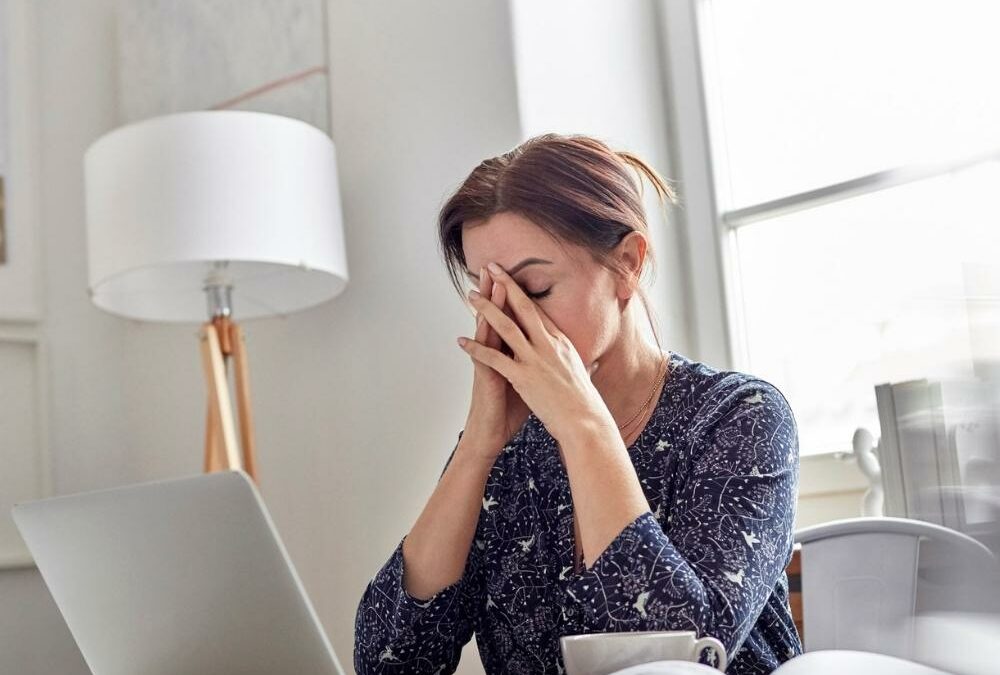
(0, 0, 42, 321)
(0, 0, 50, 570)
(0, 331, 51, 569)
(114, 0, 332, 133)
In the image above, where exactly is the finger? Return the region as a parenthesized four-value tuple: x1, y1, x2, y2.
(484, 273, 504, 349)
(489, 279, 516, 358)
(475, 301, 489, 343)
(484, 263, 548, 344)
(473, 266, 487, 319)
(492, 264, 559, 343)
(457, 335, 518, 383)
(494, 275, 508, 313)
(479, 267, 493, 312)
(475, 267, 490, 341)
(533, 302, 562, 338)
(468, 288, 531, 358)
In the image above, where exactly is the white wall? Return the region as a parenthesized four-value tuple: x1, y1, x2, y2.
(509, 0, 692, 358)
(1, 3, 133, 670)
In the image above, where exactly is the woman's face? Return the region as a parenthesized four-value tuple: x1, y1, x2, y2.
(461, 211, 626, 367)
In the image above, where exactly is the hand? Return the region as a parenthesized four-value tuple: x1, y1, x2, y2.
(457, 262, 610, 443)
(458, 266, 531, 461)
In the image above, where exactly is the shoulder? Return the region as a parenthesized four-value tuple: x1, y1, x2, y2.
(671, 355, 798, 467)
(670, 354, 793, 427)
(700, 374, 795, 428)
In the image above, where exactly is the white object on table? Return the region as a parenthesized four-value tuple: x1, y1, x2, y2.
(560, 631, 727, 674)
(607, 660, 724, 674)
(911, 611, 1000, 675)
(773, 650, 951, 675)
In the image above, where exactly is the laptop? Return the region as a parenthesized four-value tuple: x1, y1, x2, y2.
(11, 470, 346, 675)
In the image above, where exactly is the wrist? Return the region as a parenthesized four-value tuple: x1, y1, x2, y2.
(551, 411, 618, 447)
(453, 436, 503, 472)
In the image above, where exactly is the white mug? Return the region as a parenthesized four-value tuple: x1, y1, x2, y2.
(560, 630, 728, 674)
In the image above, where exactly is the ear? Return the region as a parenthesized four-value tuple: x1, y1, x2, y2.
(613, 231, 647, 301)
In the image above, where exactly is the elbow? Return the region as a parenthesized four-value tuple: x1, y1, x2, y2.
(353, 590, 388, 675)
(353, 614, 394, 675)
(354, 646, 386, 675)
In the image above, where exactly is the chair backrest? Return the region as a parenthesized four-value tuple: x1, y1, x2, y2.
(784, 546, 804, 641)
(793, 517, 996, 659)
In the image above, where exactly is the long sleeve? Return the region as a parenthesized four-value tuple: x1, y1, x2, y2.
(354, 431, 485, 674)
(563, 378, 800, 666)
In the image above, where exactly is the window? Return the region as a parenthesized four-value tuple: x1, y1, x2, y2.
(663, 0, 1000, 455)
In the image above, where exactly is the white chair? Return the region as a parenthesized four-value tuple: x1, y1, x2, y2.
(793, 517, 997, 660)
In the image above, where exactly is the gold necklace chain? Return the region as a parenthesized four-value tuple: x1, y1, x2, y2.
(615, 351, 670, 430)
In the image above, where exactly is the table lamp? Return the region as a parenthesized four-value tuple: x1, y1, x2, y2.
(83, 110, 349, 485)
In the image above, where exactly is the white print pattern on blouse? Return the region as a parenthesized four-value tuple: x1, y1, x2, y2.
(354, 351, 803, 674)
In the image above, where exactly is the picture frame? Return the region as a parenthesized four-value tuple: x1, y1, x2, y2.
(0, 325, 52, 569)
(0, 0, 48, 570)
(0, 0, 42, 321)
(115, 0, 332, 134)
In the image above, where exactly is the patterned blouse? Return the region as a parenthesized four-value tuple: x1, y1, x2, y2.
(354, 350, 803, 674)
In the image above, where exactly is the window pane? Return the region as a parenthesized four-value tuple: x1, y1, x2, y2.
(701, 0, 1000, 209)
(734, 161, 1000, 455)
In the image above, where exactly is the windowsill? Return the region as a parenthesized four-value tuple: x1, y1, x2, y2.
(798, 451, 869, 498)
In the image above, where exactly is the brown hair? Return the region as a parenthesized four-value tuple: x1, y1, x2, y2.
(437, 132, 680, 351)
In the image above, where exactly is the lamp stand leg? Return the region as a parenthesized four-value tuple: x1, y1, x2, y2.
(200, 322, 241, 473)
(229, 322, 259, 483)
(203, 390, 224, 473)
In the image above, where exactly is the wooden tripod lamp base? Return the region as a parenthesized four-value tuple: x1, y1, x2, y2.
(200, 316, 259, 484)
(84, 114, 348, 487)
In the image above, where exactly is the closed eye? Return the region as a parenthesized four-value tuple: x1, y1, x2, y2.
(528, 287, 552, 300)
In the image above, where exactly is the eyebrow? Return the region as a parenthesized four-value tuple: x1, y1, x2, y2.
(465, 257, 553, 282)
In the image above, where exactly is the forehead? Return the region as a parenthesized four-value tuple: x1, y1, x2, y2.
(461, 211, 573, 272)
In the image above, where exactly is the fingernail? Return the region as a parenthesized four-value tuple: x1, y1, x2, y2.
(487, 262, 502, 275)
(456, 337, 467, 347)
(469, 289, 481, 299)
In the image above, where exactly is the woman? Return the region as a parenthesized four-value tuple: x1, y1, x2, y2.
(354, 134, 802, 674)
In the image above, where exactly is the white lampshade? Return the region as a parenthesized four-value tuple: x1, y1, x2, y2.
(83, 110, 349, 322)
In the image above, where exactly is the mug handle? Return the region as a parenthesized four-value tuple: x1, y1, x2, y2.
(693, 636, 728, 672)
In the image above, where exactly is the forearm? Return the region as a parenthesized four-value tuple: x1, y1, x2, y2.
(556, 379, 801, 660)
(401, 436, 496, 599)
(556, 417, 652, 569)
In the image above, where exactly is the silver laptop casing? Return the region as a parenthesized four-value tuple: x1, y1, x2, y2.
(12, 470, 345, 675)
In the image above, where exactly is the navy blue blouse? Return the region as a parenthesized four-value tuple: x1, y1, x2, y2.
(354, 351, 803, 674)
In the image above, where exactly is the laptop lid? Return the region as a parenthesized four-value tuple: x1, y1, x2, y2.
(12, 470, 345, 675)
